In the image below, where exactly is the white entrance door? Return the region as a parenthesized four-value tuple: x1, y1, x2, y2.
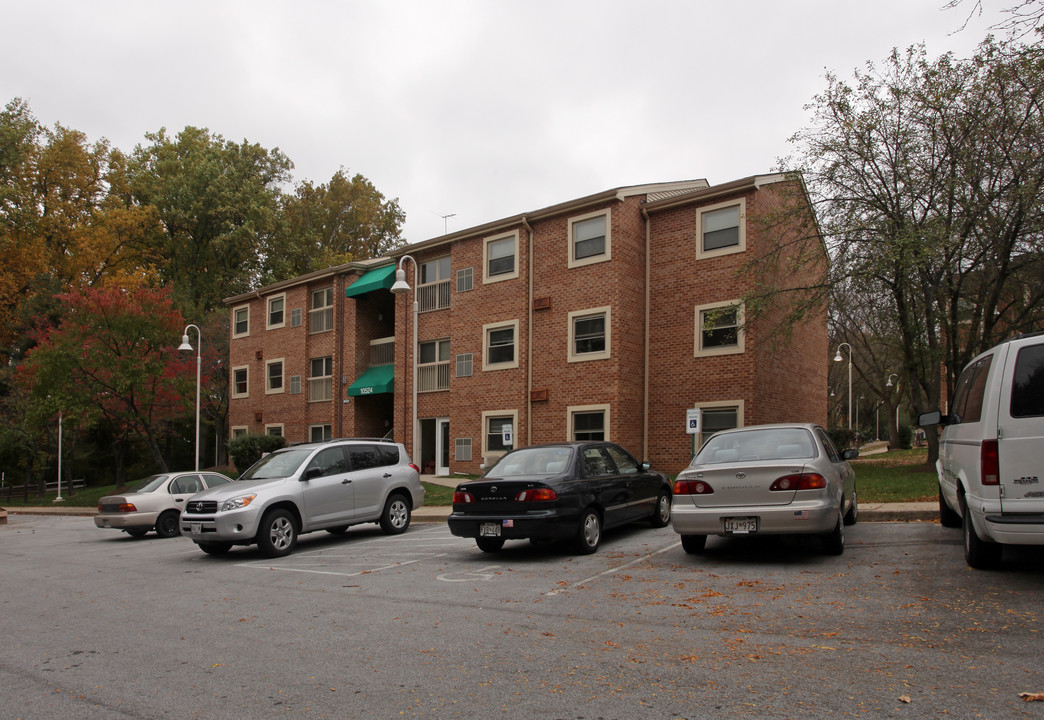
(436, 418, 450, 476)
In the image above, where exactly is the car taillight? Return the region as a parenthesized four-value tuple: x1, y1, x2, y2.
(515, 488, 557, 502)
(117, 503, 137, 513)
(770, 473, 826, 491)
(410, 463, 421, 473)
(981, 440, 999, 485)
(673, 478, 714, 495)
(453, 491, 475, 503)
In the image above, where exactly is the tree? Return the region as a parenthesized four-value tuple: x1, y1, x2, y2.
(788, 39, 1044, 464)
(946, 0, 1044, 39)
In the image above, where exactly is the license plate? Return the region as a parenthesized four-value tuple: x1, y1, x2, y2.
(723, 517, 757, 534)
(190, 522, 202, 535)
(479, 522, 501, 537)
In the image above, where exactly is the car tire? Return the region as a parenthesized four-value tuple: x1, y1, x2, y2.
(572, 508, 602, 555)
(939, 484, 962, 528)
(843, 488, 858, 526)
(680, 534, 707, 554)
(960, 493, 1001, 569)
(256, 508, 298, 558)
(476, 537, 505, 553)
(125, 528, 149, 539)
(154, 511, 181, 539)
(821, 511, 845, 555)
(196, 541, 232, 556)
(379, 494, 411, 535)
(650, 492, 671, 528)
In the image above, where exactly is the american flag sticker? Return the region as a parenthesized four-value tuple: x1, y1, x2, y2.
(793, 510, 809, 520)
(503, 519, 514, 528)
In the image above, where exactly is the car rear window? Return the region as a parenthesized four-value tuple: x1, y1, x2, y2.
(951, 354, 992, 423)
(1011, 343, 1044, 418)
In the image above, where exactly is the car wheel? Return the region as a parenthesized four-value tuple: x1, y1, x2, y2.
(196, 541, 232, 556)
(125, 528, 149, 539)
(939, 484, 962, 528)
(572, 508, 601, 555)
(476, 537, 505, 553)
(680, 534, 707, 554)
(650, 492, 671, 528)
(256, 509, 298, 558)
(960, 493, 1001, 569)
(821, 511, 845, 555)
(843, 488, 858, 526)
(154, 511, 181, 539)
(379, 494, 411, 535)
(325, 526, 350, 535)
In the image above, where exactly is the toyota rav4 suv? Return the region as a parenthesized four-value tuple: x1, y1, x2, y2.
(920, 333, 1044, 569)
(180, 439, 424, 558)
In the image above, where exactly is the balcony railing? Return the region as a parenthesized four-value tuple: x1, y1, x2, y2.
(418, 362, 450, 392)
(370, 336, 395, 367)
(418, 280, 451, 312)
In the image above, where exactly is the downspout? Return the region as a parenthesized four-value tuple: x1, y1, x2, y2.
(335, 273, 344, 437)
(523, 216, 534, 447)
(641, 207, 651, 462)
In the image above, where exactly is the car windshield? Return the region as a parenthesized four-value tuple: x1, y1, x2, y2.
(486, 447, 574, 477)
(692, 428, 816, 466)
(130, 475, 169, 493)
(239, 448, 315, 480)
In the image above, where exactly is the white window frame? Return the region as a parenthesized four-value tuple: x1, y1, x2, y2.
(265, 424, 284, 437)
(418, 255, 452, 312)
(230, 425, 248, 439)
(232, 305, 250, 338)
(418, 338, 451, 392)
(310, 287, 334, 334)
(568, 306, 612, 363)
(696, 198, 746, 259)
(483, 230, 519, 284)
(481, 409, 519, 459)
(310, 424, 333, 443)
(567, 404, 611, 442)
(567, 209, 611, 269)
(694, 300, 745, 357)
(265, 358, 285, 394)
(308, 356, 333, 402)
(231, 365, 249, 399)
(267, 293, 286, 330)
(691, 400, 745, 448)
(482, 319, 520, 371)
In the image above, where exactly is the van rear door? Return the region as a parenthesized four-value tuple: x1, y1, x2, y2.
(997, 340, 1044, 512)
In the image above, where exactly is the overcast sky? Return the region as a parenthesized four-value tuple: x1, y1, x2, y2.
(2, 0, 1011, 244)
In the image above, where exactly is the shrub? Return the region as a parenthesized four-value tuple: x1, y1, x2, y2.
(228, 434, 288, 475)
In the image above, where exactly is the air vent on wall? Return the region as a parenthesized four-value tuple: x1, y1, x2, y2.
(533, 297, 551, 311)
(530, 389, 549, 402)
(255, 350, 263, 360)
(254, 412, 263, 422)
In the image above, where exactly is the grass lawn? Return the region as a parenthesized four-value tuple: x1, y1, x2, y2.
(850, 448, 938, 503)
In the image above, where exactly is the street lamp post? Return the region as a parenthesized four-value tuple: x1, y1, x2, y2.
(178, 324, 202, 471)
(886, 373, 900, 442)
(833, 343, 853, 431)
(390, 256, 419, 460)
(54, 411, 64, 503)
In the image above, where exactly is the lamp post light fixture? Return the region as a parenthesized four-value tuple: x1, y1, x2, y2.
(833, 342, 853, 431)
(178, 324, 202, 472)
(886, 372, 900, 438)
(390, 256, 419, 460)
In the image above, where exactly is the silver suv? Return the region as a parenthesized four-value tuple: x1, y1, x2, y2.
(180, 439, 424, 558)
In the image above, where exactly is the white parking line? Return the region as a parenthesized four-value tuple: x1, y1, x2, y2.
(543, 541, 681, 596)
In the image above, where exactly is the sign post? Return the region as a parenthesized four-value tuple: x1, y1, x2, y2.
(685, 408, 702, 459)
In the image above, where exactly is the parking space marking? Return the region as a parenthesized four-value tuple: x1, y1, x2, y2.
(237, 555, 441, 578)
(544, 540, 680, 596)
(437, 565, 501, 582)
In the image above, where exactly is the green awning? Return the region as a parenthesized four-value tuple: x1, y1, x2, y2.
(347, 364, 395, 396)
(344, 264, 396, 298)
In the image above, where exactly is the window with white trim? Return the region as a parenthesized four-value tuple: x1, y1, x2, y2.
(265, 424, 284, 437)
(481, 410, 518, 458)
(310, 424, 333, 442)
(568, 404, 610, 442)
(694, 301, 745, 357)
(697, 198, 746, 258)
(310, 287, 334, 333)
(232, 305, 250, 338)
(309, 356, 333, 402)
(231, 426, 248, 439)
(267, 294, 286, 329)
(231, 366, 249, 398)
(484, 231, 519, 283)
(483, 320, 519, 370)
(419, 256, 451, 312)
(568, 210, 611, 268)
(568, 306, 611, 362)
(419, 339, 450, 392)
(266, 359, 285, 393)
(692, 401, 744, 448)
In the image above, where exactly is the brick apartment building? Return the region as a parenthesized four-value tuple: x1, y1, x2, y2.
(224, 173, 828, 474)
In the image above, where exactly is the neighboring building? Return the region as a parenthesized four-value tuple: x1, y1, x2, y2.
(225, 174, 828, 474)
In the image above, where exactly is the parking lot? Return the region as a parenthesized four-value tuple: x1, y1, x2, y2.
(3, 514, 1044, 719)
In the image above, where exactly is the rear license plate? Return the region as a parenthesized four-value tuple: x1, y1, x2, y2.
(479, 522, 501, 537)
(723, 517, 757, 534)
(190, 522, 202, 535)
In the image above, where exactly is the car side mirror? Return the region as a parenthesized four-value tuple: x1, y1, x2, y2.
(640, 461, 652, 471)
(842, 448, 859, 461)
(918, 411, 942, 427)
(303, 467, 323, 481)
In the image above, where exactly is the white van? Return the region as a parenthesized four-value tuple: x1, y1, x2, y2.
(920, 333, 1044, 569)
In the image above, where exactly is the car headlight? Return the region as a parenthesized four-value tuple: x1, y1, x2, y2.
(220, 494, 257, 512)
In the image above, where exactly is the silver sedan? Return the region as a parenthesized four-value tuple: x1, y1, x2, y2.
(95, 471, 233, 538)
(671, 424, 858, 555)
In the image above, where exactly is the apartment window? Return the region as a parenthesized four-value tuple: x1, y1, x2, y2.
(568, 210, 611, 268)
(290, 308, 302, 328)
(310, 287, 334, 334)
(569, 404, 610, 442)
(266, 359, 285, 393)
(484, 231, 519, 283)
(289, 375, 302, 395)
(231, 366, 249, 398)
(483, 320, 519, 370)
(232, 306, 250, 338)
(568, 307, 611, 362)
(309, 356, 333, 402)
(419, 256, 451, 312)
(694, 301, 745, 357)
(267, 294, 286, 329)
(231, 426, 248, 439)
(455, 438, 473, 462)
(482, 410, 518, 457)
(697, 199, 746, 257)
(310, 424, 333, 443)
(693, 401, 744, 448)
(456, 353, 474, 378)
(418, 339, 450, 392)
(457, 267, 474, 293)
(265, 424, 284, 438)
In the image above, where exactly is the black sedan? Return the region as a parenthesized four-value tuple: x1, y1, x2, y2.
(448, 442, 672, 554)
